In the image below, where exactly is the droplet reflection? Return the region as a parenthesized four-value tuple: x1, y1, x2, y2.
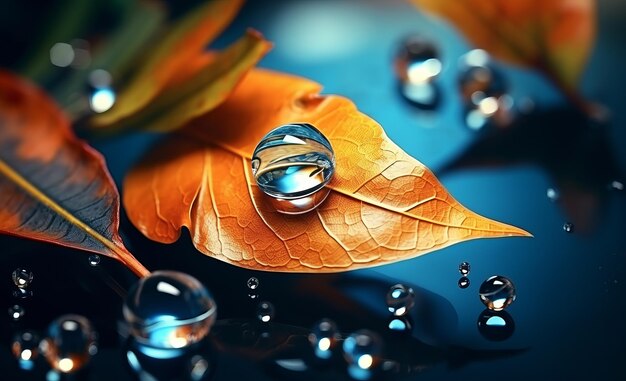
(477, 309, 515, 341)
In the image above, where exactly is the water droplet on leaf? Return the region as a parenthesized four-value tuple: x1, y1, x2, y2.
(252, 123, 335, 214)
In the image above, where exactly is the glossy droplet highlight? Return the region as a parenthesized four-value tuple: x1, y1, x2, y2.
(42, 314, 97, 373)
(88, 254, 100, 266)
(477, 309, 515, 341)
(309, 318, 340, 359)
(9, 304, 25, 320)
(247, 277, 259, 290)
(458, 277, 470, 289)
(256, 301, 275, 323)
(387, 316, 412, 333)
(12, 331, 40, 371)
(563, 222, 574, 233)
(459, 261, 470, 275)
(13, 288, 34, 299)
(252, 123, 335, 214)
(610, 180, 624, 191)
(546, 187, 560, 202)
(386, 284, 415, 316)
(343, 330, 383, 379)
(123, 271, 217, 350)
(479, 276, 516, 311)
(12, 268, 34, 289)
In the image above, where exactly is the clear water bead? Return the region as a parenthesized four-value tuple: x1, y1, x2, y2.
(343, 330, 383, 371)
(9, 304, 25, 320)
(42, 314, 97, 373)
(256, 301, 275, 323)
(386, 284, 415, 316)
(88, 254, 100, 266)
(459, 261, 471, 275)
(309, 318, 340, 359)
(458, 277, 470, 289)
(477, 310, 515, 341)
(563, 222, 574, 233)
(395, 35, 441, 84)
(247, 277, 259, 290)
(123, 271, 217, 350)
(479, 276, 516, 311)
(251, 123, 335, 214)
(12, 268, 34, 288)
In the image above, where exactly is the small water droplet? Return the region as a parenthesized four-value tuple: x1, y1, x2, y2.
(256, 301, 275, 323)
(309, 318, 340, 359)
(12, 268, 34, 289)
(123, 271, 217, 349)
(88, 254, 100, 266)
(248, 293, 259, 300)
(458, 277, 470, 289)
(12, 331, 40, 370)
(13, 288, 34, 299)
(343, 330, 383, 378)
(477, 309, 515, 341)
(252, 123, 335, 214)
(9, 305, 25, 321)
(459, 261, 471, 275)
(42, 315, 97, 373)
(563, 222, 574, 233)
(247, 277, 259, 290)
(479, 276, 516, 311)
(395, 35, 440, 83)
(385, 284, 415, 316)
(546, 187, 560, 202)
(387, 316, 412, 332)
(188, 355, 212, 381)
(610, 180, 624, 191)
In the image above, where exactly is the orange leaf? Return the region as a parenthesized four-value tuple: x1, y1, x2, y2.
(411, 0, 595, 93)
(92, 0, 245, 127)
(0, 71, 148, 277)
(123, 69, 530, 273)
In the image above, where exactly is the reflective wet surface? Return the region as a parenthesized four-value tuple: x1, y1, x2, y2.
(1, 0, 626, 380)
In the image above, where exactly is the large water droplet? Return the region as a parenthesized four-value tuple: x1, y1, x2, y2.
(458, 277, 470, 289)
(385, 284, 415, 316)
(9, 304, 25, 321)
(343, 330, 383, 379)
(252, 123, 335, 214)
(12, 268, 34, 289)
(42, 314, 97, 373)
(12, 331, 40, 370)
(123, 271, 217, 350)
(477, 309, 515, 341)
(479, 276, 516, 311)
(247, 277, 259, 290)
(459, 261, 471, 275)
(563, 222, 574, 233)
(256, 301, 275, 323)
(309, 318, 340, 359)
